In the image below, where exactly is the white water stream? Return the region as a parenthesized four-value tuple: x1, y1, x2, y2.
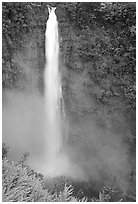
(45, 6, 62, 163)
(27, 7, 85, 179)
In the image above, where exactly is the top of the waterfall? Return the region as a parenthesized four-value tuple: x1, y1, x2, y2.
(48, 5, 56, 14)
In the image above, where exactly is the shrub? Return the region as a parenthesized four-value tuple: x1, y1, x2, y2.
(2, 158, 88, 202)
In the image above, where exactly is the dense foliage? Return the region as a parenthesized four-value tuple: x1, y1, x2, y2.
(2, 2, 136, 102)
(3, 158, 80, 202)
(2, 144, 125, 202)
(2, 2, 136, 109)
(2, 2, 48, 90)
(58, 2, 136, 110)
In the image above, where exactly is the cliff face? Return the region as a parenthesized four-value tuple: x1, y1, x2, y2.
(57, 3, 136, 198)
(57, 3, 135, 132)
(2, 2, 136, 200)
(2, 2, 136, 111)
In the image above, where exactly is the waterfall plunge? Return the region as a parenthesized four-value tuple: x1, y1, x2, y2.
(27, 7, 85, 179)
(43, 7, 85, 179)
(45, 7, 62, 162)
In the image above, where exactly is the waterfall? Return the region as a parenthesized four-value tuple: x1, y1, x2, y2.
(44, 7, 62, 163)
(27, 6, 85, 179)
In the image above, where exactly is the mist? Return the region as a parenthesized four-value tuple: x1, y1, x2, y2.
(3, 80, 131, 193)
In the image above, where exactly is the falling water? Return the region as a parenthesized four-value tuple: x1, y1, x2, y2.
(42, 6, 85, 178)
(44, 7, 63, 164)
(27, 6, 85, 178)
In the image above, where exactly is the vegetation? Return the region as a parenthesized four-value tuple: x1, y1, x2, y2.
(2, 2, 136, 109)
(2, 144, 125, 202)
(59, 2, 136, 109)
(3, 158, 80, 202)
